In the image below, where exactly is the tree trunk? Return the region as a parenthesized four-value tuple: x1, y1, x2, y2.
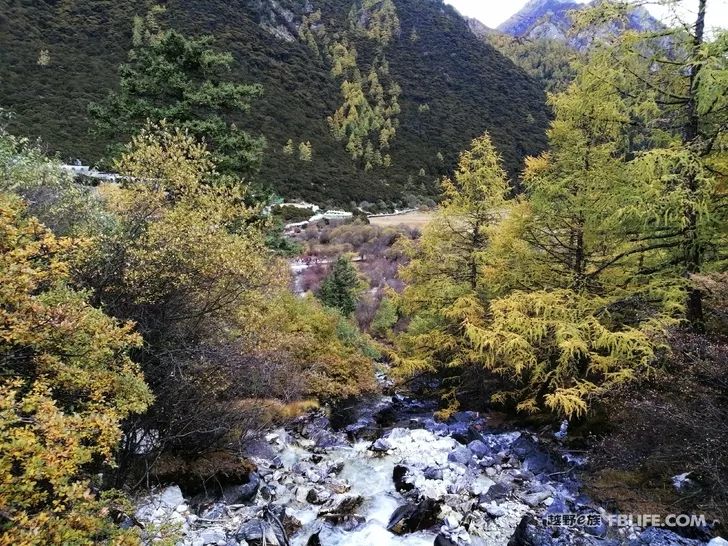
(682, 0, 707, 330)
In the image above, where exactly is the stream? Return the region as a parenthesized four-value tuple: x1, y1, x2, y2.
(134, 377, 723, 546)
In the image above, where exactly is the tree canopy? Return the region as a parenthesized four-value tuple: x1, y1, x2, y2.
(89, 6, 265, 180)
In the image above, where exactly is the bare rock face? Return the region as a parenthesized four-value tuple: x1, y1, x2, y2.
(255, 0, 300, 42)
(496, 0, 661, 49)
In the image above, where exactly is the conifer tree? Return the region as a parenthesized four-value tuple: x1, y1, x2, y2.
(483, 62, 640, 296)
(395, 134, 509, 390)
(298, 141, 313, 162)
(317, 256, 361, 317)
(89, 6, 265, 179)
(577, 0, 728, 329)
(283, 139, 295, 156)
(464, 67, 672, 418)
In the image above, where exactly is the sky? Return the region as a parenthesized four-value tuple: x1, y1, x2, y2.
(444, 0, 728, 30)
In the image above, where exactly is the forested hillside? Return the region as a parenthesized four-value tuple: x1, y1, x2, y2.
(0, 0, 550, 205)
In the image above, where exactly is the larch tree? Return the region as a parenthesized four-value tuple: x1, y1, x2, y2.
(298, 141, 313, 162)
(394, 134, 509, 406)
(581, 0, 728, 329)
(464, 62, 672, 418)
(483, 60, 643, 297)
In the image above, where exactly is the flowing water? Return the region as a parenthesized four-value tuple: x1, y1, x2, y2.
(135, 387, 718, 546)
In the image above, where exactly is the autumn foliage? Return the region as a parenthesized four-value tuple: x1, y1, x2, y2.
(0, 193, 151, 544)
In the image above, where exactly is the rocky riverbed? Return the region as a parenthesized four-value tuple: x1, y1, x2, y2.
(134, 386, 726, 546)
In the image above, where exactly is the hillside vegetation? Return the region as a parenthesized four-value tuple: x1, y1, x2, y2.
(0, 0, 550, 205)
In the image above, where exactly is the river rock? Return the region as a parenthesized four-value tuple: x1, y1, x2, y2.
(520, 490, 552, 507)
(448, 422, 481, 444)
(320, 494, 363, 520)
(243, 438, 277, 461)
(424, 418, 450, 436)
(393, 464, 415, 492)
(344, 419, 376, 441)
(327, 460, 344, 475)
(522, 450, 556, 475)
(480, 481, 513, 502)
(478, 456, 496, 468)
(470, 475, 495, 496)
(483, 502, 507, 518)
(453, 411, 479, 423)
(439, 514, 471, 545)
(135, 485, 186, 522)
(545, 494, 568, 515)
(629, 527, 704, 546)
(235, 519, 280, 546)
(370, 438, 392, 452)
(510, 436, 556, 474)
(198, 526, 227, 544)
(314, 430, 347, 448)
(434, 534, 459, 546)
(448, 445, 472, 465)
(159, 485, 185, 508)
(507, 515, 554, 546)
(467, 440, 490, 459)
(200, 503, 228, 521)
(295, 486, 310, 503)
(328, 478, 351, 494)
(387, 498, 440, 534)
(306, 486, 331, 505)
(222, 473, 260, 504)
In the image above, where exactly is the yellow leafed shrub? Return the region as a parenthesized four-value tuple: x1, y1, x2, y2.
(0, 193, 152, 544)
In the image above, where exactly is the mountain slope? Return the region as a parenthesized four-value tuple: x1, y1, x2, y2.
(497, 0, 660, 46)
(0, 0, 550, 205)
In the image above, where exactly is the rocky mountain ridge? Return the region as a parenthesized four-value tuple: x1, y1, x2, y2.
(497, 0, 661, 47)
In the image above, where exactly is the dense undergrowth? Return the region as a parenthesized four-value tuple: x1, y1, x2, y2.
(0, 125, 379, 543)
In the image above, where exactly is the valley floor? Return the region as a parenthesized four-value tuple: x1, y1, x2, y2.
(134, 376, 725, 546)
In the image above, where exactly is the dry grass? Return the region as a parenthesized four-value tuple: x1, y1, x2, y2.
(369, 210, 435, 229)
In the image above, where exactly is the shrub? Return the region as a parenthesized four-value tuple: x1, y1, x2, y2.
(77, 126, 288, 475)
(242, 293, 378, 403)
(271, 204, 315, 223)
(588, 331, 728, 524)
(0, 193, 151, 544)
(371, 296, 398, 338)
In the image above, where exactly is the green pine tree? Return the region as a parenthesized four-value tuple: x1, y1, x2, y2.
(317, 256, 361, 316)
(89, 6, 265, 179)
